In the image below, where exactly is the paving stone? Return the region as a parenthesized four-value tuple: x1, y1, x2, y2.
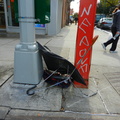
(62, 79, 107, 113)
(104, 72, 120, 95)
(0, 107, 10, 120)
(90, 65, 120, 114)
(0, 77, 62, 111)
(0, 68, 13, 87)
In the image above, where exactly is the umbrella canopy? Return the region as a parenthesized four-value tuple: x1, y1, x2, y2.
(37, 42, 86, 85)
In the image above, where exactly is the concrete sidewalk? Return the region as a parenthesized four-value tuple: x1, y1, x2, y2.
(0, 25, 120, 120)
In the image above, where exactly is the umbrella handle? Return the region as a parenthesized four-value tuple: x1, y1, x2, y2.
(26, 85, 37, 96)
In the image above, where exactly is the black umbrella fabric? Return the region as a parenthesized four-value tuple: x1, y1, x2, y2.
(37, 42, 86, 85)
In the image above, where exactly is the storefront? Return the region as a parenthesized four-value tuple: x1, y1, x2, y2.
(0, 0, 64, 35)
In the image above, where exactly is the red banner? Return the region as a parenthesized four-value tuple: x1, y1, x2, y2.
(74, 0, 97, 88)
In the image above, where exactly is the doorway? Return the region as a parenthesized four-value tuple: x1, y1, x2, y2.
(0, 0, 6, 29)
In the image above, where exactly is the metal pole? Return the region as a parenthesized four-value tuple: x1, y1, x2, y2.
(14, 0, 43, 84)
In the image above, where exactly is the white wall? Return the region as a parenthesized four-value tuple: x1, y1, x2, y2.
(48, 0, 63, 36)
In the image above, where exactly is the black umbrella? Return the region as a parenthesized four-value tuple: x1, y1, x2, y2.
(37, 42, 86, 85)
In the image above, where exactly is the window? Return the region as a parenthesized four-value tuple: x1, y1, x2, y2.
(7, 0, 19, 26)
(0, 0, 6, 28)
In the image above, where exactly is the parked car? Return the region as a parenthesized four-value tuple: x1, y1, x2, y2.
(95, 14, 105, 25)
(97, 17, 113, 29)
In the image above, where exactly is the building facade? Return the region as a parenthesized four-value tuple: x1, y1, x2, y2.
(0, 0, 71, 36)
(61, 0, 70, 27)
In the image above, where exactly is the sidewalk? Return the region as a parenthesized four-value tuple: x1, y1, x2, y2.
(0, 25, 120, 120)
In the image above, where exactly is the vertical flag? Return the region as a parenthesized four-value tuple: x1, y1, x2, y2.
(74, 0, 97, 88)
